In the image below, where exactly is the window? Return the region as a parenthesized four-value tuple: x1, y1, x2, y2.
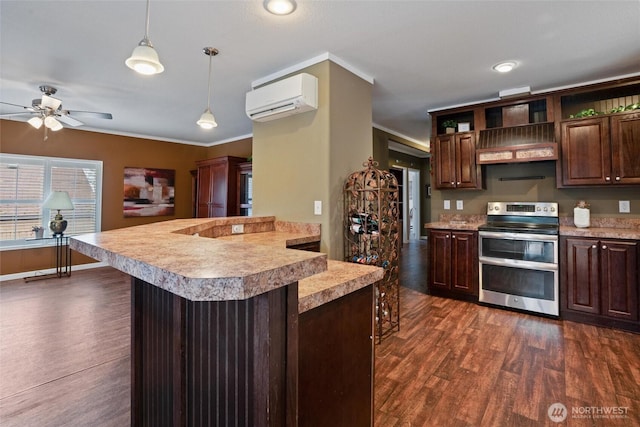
(0, 154, 102, 249)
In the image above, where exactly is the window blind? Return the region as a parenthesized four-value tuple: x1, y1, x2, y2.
(0, 154, 103, 248)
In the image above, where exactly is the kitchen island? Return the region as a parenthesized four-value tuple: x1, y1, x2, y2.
(70, 217, 383, 427)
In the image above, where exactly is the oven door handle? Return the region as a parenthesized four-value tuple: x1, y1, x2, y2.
(479, 256, 558, 271)
(478, 231, 558, 242)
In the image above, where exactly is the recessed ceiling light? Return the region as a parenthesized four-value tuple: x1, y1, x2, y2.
(492, 61, 517, 73)
(264, 0, 297, 15)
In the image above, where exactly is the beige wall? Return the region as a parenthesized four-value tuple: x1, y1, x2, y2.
(0, 119, 251, 275)
(430, 161, 640, 227)
(252, 60, 373, 259)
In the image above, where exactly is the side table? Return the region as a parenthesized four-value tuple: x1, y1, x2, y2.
(24, 235, 72, 282)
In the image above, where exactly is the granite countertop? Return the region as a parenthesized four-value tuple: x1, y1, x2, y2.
(559, 217, 640, 240)
(217, 230, 319, 247)
(70, 217, 383, 309)
(298, 260, 382, 313)
(424, 221, 483, 231)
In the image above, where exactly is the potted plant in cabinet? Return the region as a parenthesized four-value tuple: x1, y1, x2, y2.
(442, 120, 457, 134)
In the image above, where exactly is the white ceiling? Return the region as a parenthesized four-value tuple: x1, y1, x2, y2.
(1, 1, 639, 150)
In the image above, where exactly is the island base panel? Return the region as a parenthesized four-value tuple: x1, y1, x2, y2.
(299, 284, 374, 426)
(131, 277, 298, 427)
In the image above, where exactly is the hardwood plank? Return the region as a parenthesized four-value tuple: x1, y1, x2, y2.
(0, 357, 130, 427)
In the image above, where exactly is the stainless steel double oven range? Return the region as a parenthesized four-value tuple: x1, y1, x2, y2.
(478, 202, 560, 317)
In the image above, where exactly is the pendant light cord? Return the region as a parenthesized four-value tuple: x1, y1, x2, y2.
(144, 0, 151, 41)
(206, 53, 212, 109)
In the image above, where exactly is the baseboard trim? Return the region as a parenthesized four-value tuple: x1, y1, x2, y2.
(1, 261, 109, 282)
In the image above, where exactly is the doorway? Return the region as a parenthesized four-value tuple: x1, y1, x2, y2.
(407, 168, 421, 241)
(390, 166, 421, 243)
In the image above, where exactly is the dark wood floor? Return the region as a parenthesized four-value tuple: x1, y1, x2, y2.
(1, 241, 639, 426)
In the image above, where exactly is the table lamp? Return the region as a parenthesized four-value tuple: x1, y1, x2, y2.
(43, 191, 74, 236)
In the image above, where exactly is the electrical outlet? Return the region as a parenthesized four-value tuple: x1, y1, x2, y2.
(456, 200, 464, 210)
(444, 200, 451, 210)
(231, 224, 244, 234)
(314, 200, 322, 215)
(619, 200, 630, 213)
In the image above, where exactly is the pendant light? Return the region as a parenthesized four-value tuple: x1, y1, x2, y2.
(197, 47, 219, 130)
(125, 0, 164, 75)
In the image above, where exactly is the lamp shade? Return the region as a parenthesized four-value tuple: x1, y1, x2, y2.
(126, 41, 165, 75)
(197, 108, 218, 129)
(43, 191, 74, 236)
(43, 191, 74, 210)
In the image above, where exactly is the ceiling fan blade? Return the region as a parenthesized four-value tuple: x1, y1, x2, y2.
(65, 110, 113, 120)
(0, 101, 35, 111)
(41, 94, 62, 111)
(0, 111, 37, 117)
(56, 114, 84, 127)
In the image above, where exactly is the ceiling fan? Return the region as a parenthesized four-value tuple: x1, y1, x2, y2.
(0, 85, 113, 138)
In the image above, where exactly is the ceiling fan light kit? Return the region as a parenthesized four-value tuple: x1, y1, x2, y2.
(28, 116, 43, 129)
(44, 116, 63, 131)
(197, 47, 219, 130)
(0, 85, 113, 137)
(126, 0, 164, 75)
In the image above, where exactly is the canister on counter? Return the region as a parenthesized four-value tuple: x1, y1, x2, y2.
(573, 200, 590, 228)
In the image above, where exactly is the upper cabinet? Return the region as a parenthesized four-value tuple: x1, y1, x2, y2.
(558, 81, 640, 187)
(429, 77, 640, 190)
(433, 132, 481, 190)
(431, 109, 482, 190)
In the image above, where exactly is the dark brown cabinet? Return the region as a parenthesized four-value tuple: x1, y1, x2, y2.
(429, 229, 478, 298)
(561, 236, 639, 330)
(432, 132, 481, 190)
(560, 111, 640, 187)
(196, 156, 245, 217)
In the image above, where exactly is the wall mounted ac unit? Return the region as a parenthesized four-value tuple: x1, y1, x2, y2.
(245, 73, 318, 122)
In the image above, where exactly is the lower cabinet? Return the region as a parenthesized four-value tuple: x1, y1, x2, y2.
(561, 236, 639, 331)
(428, 229, 478, 300)
(298, 285, 374, 426)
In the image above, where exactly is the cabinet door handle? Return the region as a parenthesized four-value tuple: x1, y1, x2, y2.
(602, 245, 607, 250)
(451, 181, 455, 185)
(457, 181, 461, 185)
(615, 176, 621, 181)
(452, 234, 456, 238)
(605, 176, 611, 181)
(446, 234, 450, 238)
(592, 244, 597, 249)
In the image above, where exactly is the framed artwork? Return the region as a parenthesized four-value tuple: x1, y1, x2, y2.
(123, 167, 175, 217)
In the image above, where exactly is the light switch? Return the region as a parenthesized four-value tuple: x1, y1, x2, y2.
(314, 200, 322, 215)
(444, 200, 451, 210)
(456, 200, 464, 210)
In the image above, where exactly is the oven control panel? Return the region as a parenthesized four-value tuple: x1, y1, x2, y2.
(486, 202, 558, 217)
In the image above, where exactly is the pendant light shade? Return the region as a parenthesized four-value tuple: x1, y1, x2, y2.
(197, 47, 219, 130)
(126, 38, 164, 75)
(126, 0, 164, 75)
(197, 108, 217, 129)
